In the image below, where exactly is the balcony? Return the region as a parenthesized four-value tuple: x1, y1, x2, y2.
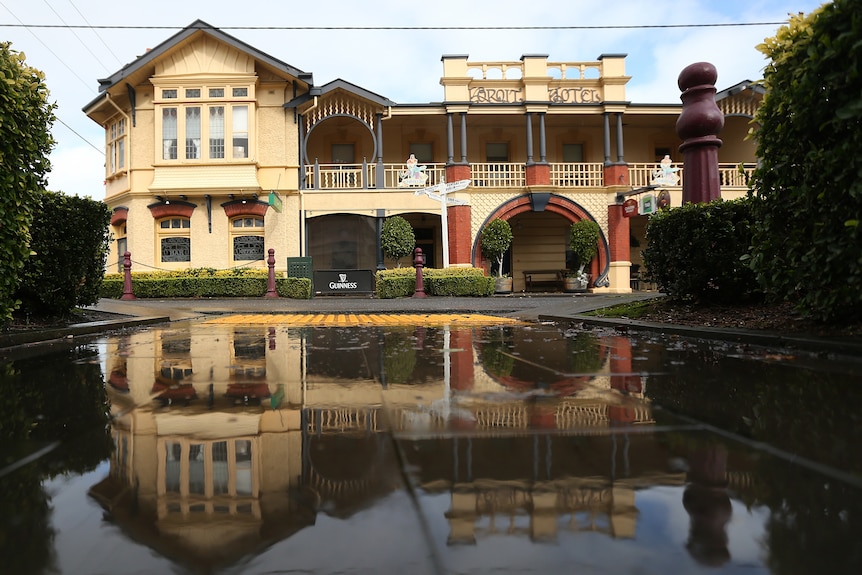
(303, 161, 756, 192)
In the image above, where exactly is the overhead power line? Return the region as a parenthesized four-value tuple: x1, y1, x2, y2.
(0, 21, 790, 31)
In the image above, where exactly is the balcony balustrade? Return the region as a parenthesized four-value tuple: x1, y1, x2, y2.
(303, 161, 756, 192)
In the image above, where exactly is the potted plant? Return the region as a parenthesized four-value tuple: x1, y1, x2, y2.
(481, 218, 514, 293)
(567, 219, 600, 291)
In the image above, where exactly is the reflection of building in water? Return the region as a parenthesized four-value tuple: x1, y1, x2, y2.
(93, 323, 670, 570)
(407, 434, 685, 545)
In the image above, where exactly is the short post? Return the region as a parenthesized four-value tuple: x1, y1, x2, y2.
(120, 251, 136, 300)
(676, 62, 724, 204)
(264, 248, 279, 298)
(413, 247, 427, 298)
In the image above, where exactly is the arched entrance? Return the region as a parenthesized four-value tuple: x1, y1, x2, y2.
(471, 194, 610, 290)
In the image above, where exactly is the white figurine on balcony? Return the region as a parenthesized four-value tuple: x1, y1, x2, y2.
(398, 153, 428, 187)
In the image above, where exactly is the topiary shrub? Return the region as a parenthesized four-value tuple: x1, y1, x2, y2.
(380, 215, 416, 267)
(480, 219, 513, 278)
(568, 219, 600, 285)
(643, 198, 758, 303)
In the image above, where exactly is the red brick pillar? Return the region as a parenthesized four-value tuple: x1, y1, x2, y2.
(606, 204, 632, 293)
(446, 164, 471, 183)
(525, 163, 550, 186)
(603, 164, 630, 186)
(447, 205, 472, 265)
(445, 164, 473, 266)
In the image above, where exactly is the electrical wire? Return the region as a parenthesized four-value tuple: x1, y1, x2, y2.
(0, 21, 790, 30)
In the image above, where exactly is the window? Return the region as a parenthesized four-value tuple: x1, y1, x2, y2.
(231, 217, 264, 261)
(156, 85, 252, 161)
(158, 217, 191, 263)
(232, 105, 248, 159)
(108, 117, 126, 174)
(186, 107, 201, 159)
(409, 142, 433, 163)
(486, 142, 509, 162)
(210, 106, 225, 159)
(655, 146, 672, 162)
(162, 108, 178, 160)
(331, 143, 355, 164)
(562, 143, 584, 163)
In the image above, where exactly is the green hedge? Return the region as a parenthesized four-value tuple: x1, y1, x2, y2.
(101, 269, 311, 299)
(15, 191, 111, 318)
(643, 198, 758, 303)
(375, 267, 494, 298)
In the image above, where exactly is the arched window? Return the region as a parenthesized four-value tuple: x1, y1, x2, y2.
(158, 217, 191, 263)
(231, 216, 265, 261)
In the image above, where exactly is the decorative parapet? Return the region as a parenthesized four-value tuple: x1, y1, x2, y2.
(441, 53, 629, 107)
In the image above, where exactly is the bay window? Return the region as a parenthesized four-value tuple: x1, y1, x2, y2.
(156, 85, 252, 162)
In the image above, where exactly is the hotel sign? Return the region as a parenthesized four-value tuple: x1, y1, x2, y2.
(469, 85, 602, 104)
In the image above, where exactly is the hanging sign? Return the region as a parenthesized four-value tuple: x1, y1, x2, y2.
(657, 190, 671, 209)
(623, 198, 639, 217)
(640, 194, 656, 215)
(268, 191, 283, 213)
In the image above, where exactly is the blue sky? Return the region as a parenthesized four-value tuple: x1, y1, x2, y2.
(1, 0, 826, 200)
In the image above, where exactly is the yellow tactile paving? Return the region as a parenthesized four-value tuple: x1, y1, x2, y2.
(201, 313, 524, 327)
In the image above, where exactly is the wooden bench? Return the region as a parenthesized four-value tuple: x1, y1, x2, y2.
(523, 269, 566, 290)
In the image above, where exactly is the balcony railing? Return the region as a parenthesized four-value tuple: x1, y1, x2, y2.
(628, 162, 756, 189)
(303, 161, 756, 191)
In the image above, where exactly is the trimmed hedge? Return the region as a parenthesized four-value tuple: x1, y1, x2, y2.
(15, 191, 111, 317)
(643, 198, 758, 303)
(375, 267, 494, 298)
(101, 268, 311, 299)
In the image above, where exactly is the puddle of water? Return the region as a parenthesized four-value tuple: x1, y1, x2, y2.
(0, 319, 860, 574)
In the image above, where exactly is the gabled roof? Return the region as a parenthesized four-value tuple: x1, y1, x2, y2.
(715, 80, 766, 100)
(84, 19, 312, 111)
(286, 78, 396, 110)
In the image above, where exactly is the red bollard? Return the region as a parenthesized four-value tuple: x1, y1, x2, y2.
(120, 251, 136, 300)
(264, 248, 279, 298)
(413, 247, 427, 298)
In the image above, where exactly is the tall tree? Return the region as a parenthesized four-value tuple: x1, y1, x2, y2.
(749, 1, 862, 321)
(0, 42, 56, 323)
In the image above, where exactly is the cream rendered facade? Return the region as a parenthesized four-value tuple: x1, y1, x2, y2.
(86, 20, 762, 293)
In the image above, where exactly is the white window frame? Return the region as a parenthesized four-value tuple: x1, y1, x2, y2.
(155, 84, 254, 163)
(107, 117, 127, 176)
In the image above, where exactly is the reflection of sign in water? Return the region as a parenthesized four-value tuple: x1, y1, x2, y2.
(314, 269, 374, 294)
(161, 237, 190, 262)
